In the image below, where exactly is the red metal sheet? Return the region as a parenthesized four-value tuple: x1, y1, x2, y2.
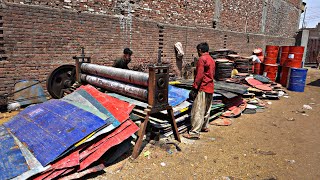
(79, 120, 132, 160)
(245, 77, 263, 86)
(60, 164, 105, 180)
(33, 150, 80, 180)
(79, 120, 139, 171)
(255, 84, 272, 91)
(79, 85, 135, 123)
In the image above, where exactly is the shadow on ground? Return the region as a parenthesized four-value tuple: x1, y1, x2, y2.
(307, 79, 320, 87)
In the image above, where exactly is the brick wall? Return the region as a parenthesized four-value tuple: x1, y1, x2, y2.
(0, 1, 299, 96)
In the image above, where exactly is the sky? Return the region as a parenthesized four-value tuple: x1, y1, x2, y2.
(300, 0, 320, 28)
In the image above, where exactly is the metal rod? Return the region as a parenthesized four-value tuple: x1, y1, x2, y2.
(80, 63, 149, 87)
(81, 74, 148, 101)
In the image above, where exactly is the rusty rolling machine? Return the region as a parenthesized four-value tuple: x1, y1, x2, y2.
(46, 49, 181, 159)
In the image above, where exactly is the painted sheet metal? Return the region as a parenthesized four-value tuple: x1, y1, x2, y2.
(33, 150, 80, 180)
(0, 126, 29, 180)
(168, 85, 189, 107)
(4, 99, 112, 166)
(60, 137, 133, 180)
(13, 80, 47, 106)
(62, 90, 109, 121)
(79, 120, 139, 170)
(79, 85, 135, 123)
(107, 85, 189, 108)
(11, 133, 50, 180)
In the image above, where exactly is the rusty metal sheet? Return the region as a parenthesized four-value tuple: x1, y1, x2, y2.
(13, 80, 47, 106)
(4, 99, 111, 166)
(0, 126, 29, 180)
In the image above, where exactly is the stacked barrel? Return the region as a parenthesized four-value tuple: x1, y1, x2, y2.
(279, 46, 305, 89)
(262, 45, 279, 82)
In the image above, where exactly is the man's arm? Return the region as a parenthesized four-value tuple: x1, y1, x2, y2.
(192, 58, 204, 90)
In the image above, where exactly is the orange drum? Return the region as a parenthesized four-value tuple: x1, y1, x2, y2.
(263, 64, 278, 82)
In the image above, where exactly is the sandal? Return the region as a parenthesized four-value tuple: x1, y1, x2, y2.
(182, 133, 200, 140)
(201, 128, 210, 132)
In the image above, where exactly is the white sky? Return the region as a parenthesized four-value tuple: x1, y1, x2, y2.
(300, 0, 320, 28)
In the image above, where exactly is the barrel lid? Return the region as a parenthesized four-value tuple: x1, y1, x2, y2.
(215, 59, 230, 63)
(264, 64, 278, 66)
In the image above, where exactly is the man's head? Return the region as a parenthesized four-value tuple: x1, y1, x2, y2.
(196, 42, 209, 57)
(123, 48, 133, 63)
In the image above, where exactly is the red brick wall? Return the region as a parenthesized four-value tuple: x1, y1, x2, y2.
(0, 1, 298, 96)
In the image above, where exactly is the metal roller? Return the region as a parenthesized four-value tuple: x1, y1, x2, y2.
(81, 74, 148, 101)
(81, 63, 149, 87)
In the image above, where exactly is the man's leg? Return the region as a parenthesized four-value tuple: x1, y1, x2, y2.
(202, 93, 213, 130)
(189, 91, 206, 136)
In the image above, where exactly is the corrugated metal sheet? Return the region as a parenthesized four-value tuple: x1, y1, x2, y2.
(13, 80, 47, 106)
(0, 126, 29, 180)
(4, 99, 116, 166)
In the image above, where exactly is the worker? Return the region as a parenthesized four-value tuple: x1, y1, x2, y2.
(113, 48, 133, 70)
(183, 42, 215, 140)
(252, 48, 264, 74)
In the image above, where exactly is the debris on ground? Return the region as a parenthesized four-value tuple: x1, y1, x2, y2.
(303, 104, 313, 110)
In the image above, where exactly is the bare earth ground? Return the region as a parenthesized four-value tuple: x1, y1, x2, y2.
(1, 68, 319, 180)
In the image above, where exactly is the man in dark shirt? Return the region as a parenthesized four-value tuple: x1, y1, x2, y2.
(113, 48, 133, 70)
(183, 42, 215, 140)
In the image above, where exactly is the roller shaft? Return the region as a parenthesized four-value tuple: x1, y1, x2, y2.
(81, 74, 148, 101)
(80, 63, 149, 87)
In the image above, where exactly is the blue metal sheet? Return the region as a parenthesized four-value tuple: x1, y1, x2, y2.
(168, 85, 189, 107)
(0, 126, 29, 180)
(4, 99, 114, 166)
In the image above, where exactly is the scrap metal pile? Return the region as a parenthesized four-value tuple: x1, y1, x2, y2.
(0, 45, 308, 179)
(0, 85, 139, 179)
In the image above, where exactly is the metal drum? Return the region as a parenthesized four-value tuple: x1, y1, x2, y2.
(264, 45, 279, 64)
(280, 66, 290, 87)
(286, 46, 304, 68)
(263, 64, 278, 82)
(287, 68, 308, 92)
(280, 46, 290, 66)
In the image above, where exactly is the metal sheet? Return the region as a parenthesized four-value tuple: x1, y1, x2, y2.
(79, 85, 135, 123)
(81, 63, 149, 87)
(62, 90, 109, 121)
(13, 80, 47, 106)
(0, 126, 29, 180)
(59, 137, 133, 180)
(79, 120, 139, 170)
(11, 133, 50, 180)
(4, 99, 112, 166)
(167, 85, 189, 107)
(81, 74, 148, 101)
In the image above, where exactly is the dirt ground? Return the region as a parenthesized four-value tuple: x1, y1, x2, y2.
(91, 68, 320, 180)
(0, 68, 319, 180)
